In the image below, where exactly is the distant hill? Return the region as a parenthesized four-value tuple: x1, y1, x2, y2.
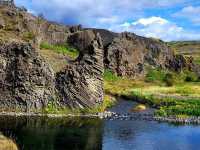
(168, 41, 200, 64)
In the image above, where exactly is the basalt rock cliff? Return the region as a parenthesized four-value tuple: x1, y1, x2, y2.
(56, 31, 104, 108)
(0, 30, 104, 112)
(104, 32, 173, 77)
(0, 42, 55, 111)
(90, 29, 198, 77)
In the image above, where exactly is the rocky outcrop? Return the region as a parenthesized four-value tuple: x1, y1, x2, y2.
(166, 55, 188, 72)
(0, 5, 82, 44)
(90, 28, 119, 48)
(0, 42, 55, 112)
(56, 30, 104, 109)
(166, 54, 200, 74)
(103, 32, 174, 77)
(0, 29, 105, 112)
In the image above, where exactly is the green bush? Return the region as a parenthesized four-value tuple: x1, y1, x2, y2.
(145, 68, 166, 82)
(184, 71, 198, 82)
(103, 69, 121, 82)
(164, 73, 174, 86)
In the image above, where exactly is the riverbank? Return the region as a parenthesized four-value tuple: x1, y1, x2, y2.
(2, 100, 200, 125)
(104, 69, 200, 119)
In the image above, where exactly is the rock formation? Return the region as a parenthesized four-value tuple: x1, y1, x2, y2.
(56, 30, 104, 109)
(0, 42, 55, 112)
(102, 32, 174, 77)
(0, 5, 82, 45)
(0, 4, 199, 112)
(0, 30, 105, 112)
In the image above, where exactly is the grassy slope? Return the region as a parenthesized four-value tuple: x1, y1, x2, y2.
(168, 41, 200, 65)
(39, 42, 79, 72)
(104, 69, 200, 117)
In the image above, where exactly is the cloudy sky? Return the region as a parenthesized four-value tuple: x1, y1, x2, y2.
(15, 0, 200, 41)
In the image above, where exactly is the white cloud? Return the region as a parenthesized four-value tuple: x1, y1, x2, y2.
(132, 17, 169, 26)
(97, 16, 119, 24)
(15, 0, 188, 26)
(14, 0, 200, 41)
(110, 16, 200, 41)
(173, 6, 200, 25)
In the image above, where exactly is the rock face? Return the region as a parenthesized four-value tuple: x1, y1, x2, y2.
(56, 30, 104, 108)
(167, 55, 188, 72)
(0, 43, 55, 112)
(0, 5, 82, 44)
(103, 32, 174, 77)
(0, 31, 105, 112)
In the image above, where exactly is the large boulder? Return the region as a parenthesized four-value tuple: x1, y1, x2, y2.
(0, 42, 55, 112)
(56, 30, 104, 109)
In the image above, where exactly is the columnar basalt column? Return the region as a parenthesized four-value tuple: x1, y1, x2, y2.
(56, 30, 104, 109)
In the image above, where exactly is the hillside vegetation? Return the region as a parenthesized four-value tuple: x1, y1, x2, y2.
(40, 42, 79, 72)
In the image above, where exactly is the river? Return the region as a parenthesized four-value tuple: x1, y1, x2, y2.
(0, 100, 200, 150)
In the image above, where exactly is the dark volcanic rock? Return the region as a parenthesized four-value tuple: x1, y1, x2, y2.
(166, 55, 199, 74)
(0, 42, 55, 112)
(166, 54, 187, 72)
(90, 29, 119, 48)
(56, 30, 104, 109)
(104, 32, 174, 77)
(0, 31, 105, 112)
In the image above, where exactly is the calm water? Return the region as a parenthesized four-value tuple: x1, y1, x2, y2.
(0, 101, 200, 150)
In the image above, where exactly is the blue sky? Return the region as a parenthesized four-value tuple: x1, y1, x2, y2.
(15, 0, 200, 41)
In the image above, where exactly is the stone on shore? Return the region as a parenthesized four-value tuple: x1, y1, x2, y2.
(0, 133, 18, 150)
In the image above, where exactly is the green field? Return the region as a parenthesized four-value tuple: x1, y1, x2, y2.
(104, 69, 200, 117)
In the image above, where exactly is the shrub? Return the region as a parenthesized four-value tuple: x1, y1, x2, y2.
(164, 73, 174, 86)
(103, 69, 121, 82)
(184, 71, 198, 82)
(145, 68, 166, 82)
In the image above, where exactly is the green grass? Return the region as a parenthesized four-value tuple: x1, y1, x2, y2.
(145, 68, 199, 84)
(40, 42, 79, 59)
(194, 58, 200, 65)
(157, 100, 200, 117)
(104, 67, 200, 117)
(145, 68, 166, 83)
(103, 69, 122, 82)
(43, 95, 116, 115)
(130, 83, 200, 117)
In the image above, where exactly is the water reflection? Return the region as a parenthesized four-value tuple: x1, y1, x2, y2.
(0, 116, 200, 150)
(103, 120, 200, 150)
(0, 116, 102, 150)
